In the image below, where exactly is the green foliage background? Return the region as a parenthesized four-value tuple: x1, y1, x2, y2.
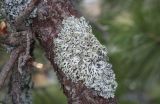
(0, 0, 160, 104)
(97, 0, 160, 103)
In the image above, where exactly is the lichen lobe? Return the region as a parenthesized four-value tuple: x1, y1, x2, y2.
(53, 16, 117, 98)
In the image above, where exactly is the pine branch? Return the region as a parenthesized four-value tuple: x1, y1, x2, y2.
(32, 0, 117, 103)
(1, 0, 118, 103)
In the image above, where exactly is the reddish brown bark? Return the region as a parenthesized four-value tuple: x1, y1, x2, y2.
(32, 0, 117, 104)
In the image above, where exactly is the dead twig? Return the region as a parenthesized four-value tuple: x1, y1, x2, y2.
(0, 46, 23, 89)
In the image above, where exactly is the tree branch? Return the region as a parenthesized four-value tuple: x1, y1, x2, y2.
(1, 0, 117, 103)
(0, 46, 23, 89)
(32, 0, 117, 103)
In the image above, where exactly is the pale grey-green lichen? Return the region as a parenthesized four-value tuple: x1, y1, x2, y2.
(4, 0, 37, 25)
(53, 16, 117, 98)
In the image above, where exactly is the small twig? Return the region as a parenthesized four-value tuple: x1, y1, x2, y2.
(18, 33, 31, 74)
(0, 46, 23, 89)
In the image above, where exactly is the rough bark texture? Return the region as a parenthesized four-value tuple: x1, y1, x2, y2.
(5, 31, 34, 104)
(0, 0, 37, 103)
(32, 0, 117, 104)
(9, 62, 33, 104)
(0, 30, 34, 104)
(0, 0, 117, 103)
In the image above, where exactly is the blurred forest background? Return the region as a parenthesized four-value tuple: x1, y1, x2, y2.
(0, 0, 160, 104)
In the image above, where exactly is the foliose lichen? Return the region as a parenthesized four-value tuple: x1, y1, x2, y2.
(4, 0, 37, 25)
(53, 16, 117, 98)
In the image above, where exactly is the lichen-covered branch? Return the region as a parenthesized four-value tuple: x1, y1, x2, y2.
(54, 16, 117, 98)
(0, 0, 37, 104)
(1, 0, 118, 103)
(32, 0, 117, 103)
